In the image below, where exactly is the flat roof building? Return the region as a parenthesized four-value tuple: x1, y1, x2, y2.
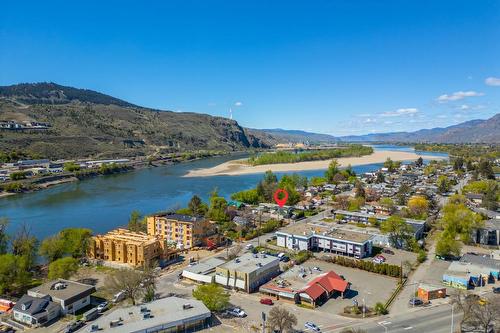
(85, 296, 211, 333)
(276, 222, 373, 258)
(215, 252, 280, 292)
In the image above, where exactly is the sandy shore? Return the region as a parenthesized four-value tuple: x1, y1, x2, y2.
(184, 150, 445, 177)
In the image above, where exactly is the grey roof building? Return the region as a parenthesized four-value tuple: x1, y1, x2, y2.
(12, 295, 60, 326)
(28, 279, 95, 314)
(86, 296, 211, 333)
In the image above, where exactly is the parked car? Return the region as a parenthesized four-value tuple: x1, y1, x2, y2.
(0, 325, 15, 333)
(112, 291, 126, 303)
(382, 249, 395, 255)
(409, 297, 423, 306)
(97, 302, 108, 313)
(64, 320, 84, 333)
(493, 287, 500, 294)
(281, 256, 290, 262)
(260, 298, 274, 305)
(228, 308, 247, 317)
(245, 244, 254, 250)
(304, 321, 321, 332)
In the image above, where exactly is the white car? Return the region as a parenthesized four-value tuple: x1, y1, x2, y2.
(97, 302, 108, 313)
(228, 308, 247, 317)
(305, 321, 321, 332)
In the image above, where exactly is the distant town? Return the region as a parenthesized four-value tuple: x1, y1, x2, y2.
(0, 145, 498, 333)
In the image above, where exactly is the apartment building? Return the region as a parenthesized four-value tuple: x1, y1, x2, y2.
(88, 229, 166, 267)
(331, 209, 426, 239)
(147, 213, 219, 249)
(276, 223, 373, 258)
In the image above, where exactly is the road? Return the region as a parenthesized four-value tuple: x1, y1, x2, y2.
(341, 303, 461, 333)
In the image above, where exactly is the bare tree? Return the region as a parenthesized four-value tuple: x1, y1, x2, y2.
(452, 291, 499, 332)
(267, 306, 297, 333)
(105, 266, 157, 305)
(227, 243, 242, 260)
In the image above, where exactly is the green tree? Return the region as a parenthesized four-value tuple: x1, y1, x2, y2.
(325, 160, 340, 183)
(437, 175, 451, 194)
(63, 162, 81, 172)
(374, 302, 388, 315)
(48, 257, 79, 279)
(0, 218, 8, 255)
(9, 171, 27, 180)
(207, 190, 229, 222)
(60, 228, 93, 258)
(128, 210, 146, 232)
(436, 231, 461, 257)
(439, 203, 482, 243)
(310, 176, 327, 186)
(192, 283, 229, 312)
(380, 216, 414, 250)
(39, 235, 67, 262)
(0, 254, 31, 294)
(188, 195, 208, 216)
(11, 223, 38, 268)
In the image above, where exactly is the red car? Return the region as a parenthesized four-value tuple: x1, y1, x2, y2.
(260, 298, 274, 305)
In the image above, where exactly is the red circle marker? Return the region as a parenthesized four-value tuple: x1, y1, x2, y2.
(273, 188, 289, 207)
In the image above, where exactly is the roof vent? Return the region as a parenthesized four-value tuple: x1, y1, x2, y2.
(52, 282, 67, 290)
(183, 303, 193, 310)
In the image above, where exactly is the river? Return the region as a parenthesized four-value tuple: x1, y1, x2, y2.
(0, 145, 447, 239)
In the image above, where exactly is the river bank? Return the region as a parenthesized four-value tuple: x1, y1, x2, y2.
(184, 150, 445, 177)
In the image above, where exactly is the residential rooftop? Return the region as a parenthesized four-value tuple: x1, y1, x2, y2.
(152, 212, 205, 223)
(28, 279, 95, 302)
(88, 296, 210, 333)
(276, 222, 373, 244)
(219, 252, 279, 273)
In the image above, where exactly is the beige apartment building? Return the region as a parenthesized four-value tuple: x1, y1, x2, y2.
(147, 213, 220, 249)
(88, 228, 177, 267)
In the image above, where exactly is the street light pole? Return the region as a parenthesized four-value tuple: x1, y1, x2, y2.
(450, 303, 454, 333)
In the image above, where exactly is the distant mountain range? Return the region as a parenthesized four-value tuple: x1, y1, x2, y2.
(339, 114, 500, 143)
(256, 128, 337, 144)
(0, 82, 497, 160)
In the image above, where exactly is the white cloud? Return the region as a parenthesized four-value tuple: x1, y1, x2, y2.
(436, 91, 484, 103)
(485, 77, 500, 86)
(363, 118, 377, 123)
(437, 115, 447, 119)
(234, 101, 243, 106)
(381, 108, 419, 117)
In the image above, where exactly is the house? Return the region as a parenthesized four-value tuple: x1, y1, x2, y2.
(12, 295, 60, 326)
(260, 268, 349, 308)
(472, 219, 500, 246)
(86, 296, 211, 333)
(27, 279, 95, 314)
(466, 193, 483, 205)
(215, 252, 280, 293)
(276, 222, 373, 258)
(147, 213, 220, 249)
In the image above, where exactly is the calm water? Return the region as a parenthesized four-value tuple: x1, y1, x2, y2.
(0, 145, 447, 239)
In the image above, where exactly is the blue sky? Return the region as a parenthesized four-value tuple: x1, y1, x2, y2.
(1, 1, 499, 135)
